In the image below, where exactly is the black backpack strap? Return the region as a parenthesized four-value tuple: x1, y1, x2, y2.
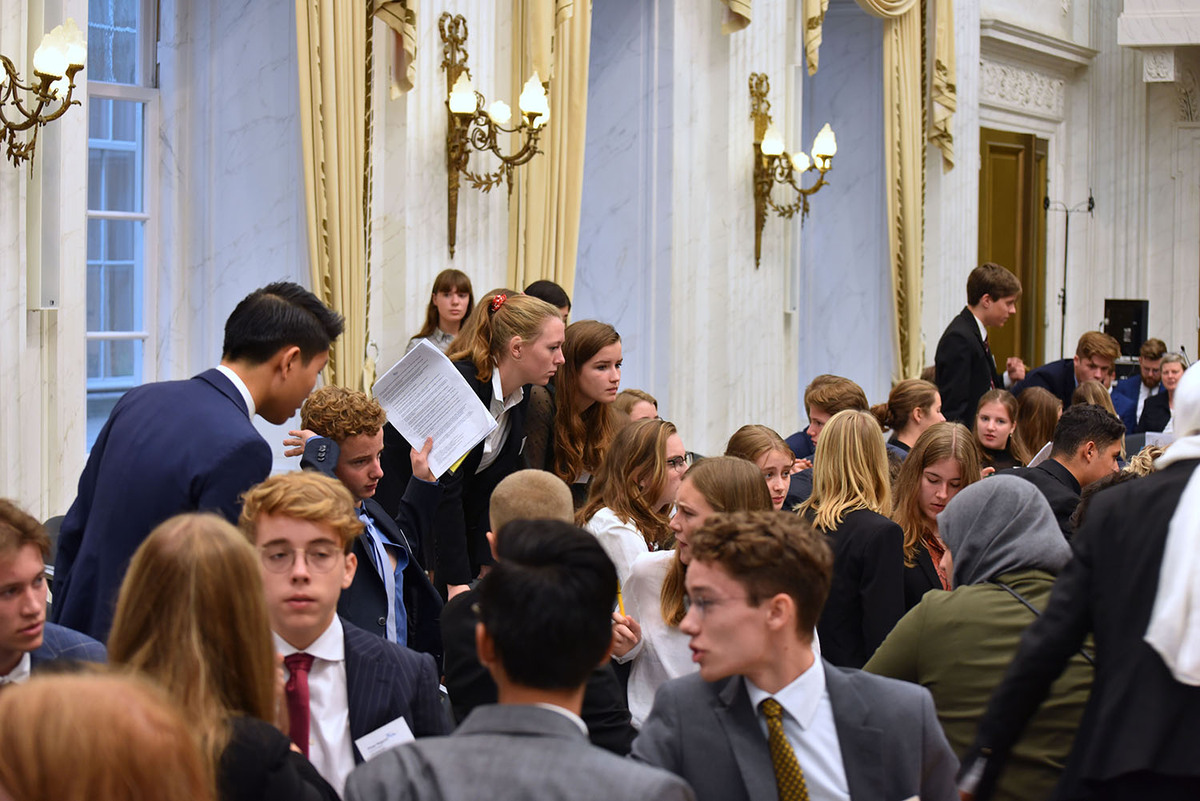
(991, 579, 1095, 666)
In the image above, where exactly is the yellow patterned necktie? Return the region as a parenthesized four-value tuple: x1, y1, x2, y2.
(760, 697, 810, 801)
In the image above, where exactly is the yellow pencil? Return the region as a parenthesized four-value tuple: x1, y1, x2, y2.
(616, 585, 626, 617)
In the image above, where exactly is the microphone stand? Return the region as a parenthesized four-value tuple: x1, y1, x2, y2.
(1044, 193, 1095, 359)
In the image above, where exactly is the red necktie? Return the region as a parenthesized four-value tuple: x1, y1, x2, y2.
(984, 336, 996, 388)
(284, 652, 316, 756)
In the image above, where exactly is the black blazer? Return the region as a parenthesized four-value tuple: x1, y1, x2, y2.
(964, 460, 1200, 799)
(376, 360, 532, 587)
(1014, 358, 1076, 409)
(1137, 391, 1172, 433)
(903, 546, 942, 611)
(440, 588, 636, 755)
(935, 307, 1004, 425)
(814, 508, 907, 668)
(1010, 459, 1080, 539)
(218, 716, 338, 801)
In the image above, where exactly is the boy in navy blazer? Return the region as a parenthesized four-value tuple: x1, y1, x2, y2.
(239, 471, 449, 796)
(52, 282, 343, 641)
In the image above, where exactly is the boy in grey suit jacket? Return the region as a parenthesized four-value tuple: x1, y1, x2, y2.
(345, 520, 693, 801)
(631, 511, 958, 801)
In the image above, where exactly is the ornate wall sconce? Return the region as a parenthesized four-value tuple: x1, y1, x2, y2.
(749, 72, 836, 268)
(439, 12, 549, 258)
(1, 19, 87, 173)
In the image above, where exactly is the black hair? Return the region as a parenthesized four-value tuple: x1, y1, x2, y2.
(524, 280, 571, 311)
(222, 282, 344, 365)
(477, 519, 616, 691)
(1050, 404, 1127, 458)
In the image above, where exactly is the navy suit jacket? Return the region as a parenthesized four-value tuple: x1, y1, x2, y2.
(300, 438, 444, 666)
(52, 369, 271, 640)
(29, 622, 107, 670)
(1113, 373, 1159, 405)
(935, 307, 1004, 425)
(1110, 389, 1138, 433)
(1014, 358, 1076, 409)
(342, 618, 451, 761)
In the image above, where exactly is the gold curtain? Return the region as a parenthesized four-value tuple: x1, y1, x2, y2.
(803, 0, 829, 75)
(506, 0, 592, 297)
(720, 0, 751, 34)
(929, 0, 956, 170)
(296, 0, 369, 390)
(373, 0, 418, 95)
(854, 0, 923, 380)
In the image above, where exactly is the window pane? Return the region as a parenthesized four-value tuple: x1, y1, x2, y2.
(111, 100, 137, 142)
(86, 264, 102, 331)
(86, 339, 101, 379)
(86, 219, 144, 333)
(88, 0, 140, 85)
(86, 392, 122, 449)
(104, 339, 137, 378)
(104, 218, 135, 261)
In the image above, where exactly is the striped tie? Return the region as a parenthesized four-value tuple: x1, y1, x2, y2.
(760, 697, 810, 801)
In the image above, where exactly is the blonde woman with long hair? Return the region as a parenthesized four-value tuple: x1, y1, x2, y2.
(613, 456, 771, 728)
(798, 409, 905, 668)
(578, 419, 687, 587)
(891, 422, 981, 609)
(108, 513, 337, 801)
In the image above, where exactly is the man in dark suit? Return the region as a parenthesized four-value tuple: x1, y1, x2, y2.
(1015, 331, 1121, 410)
(632, 511, 958, 801)
(292, 386, 443, 665)
(52, 282, 343, 641)
(0, 500, 105, 684)
(960, 362, 1200, 800)
(1010, 404, 1126, 538)
(440, 469, 636, 754)
(1113, 337, 1165, 430)
(345, 519, 692, 801)
(240, 471, 450, 795)
(935, 263, 1025, 425)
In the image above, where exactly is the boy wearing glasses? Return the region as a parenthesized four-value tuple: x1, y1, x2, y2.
(239, 471, 449, 795)
(632, 511, 958, 801)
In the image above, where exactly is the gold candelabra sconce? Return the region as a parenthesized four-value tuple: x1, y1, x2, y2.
(1, 19, 87, 174)
(440, 12, 550, 258)
(749, 72, 836, 268)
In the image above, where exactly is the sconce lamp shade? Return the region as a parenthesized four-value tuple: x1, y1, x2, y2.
(760, 124, 785, 156)
(449, 73, 478, 114)
(519, 72, 549, 125)
(32, 18, 86, 78)
(812, 123, 837, 159)
(487, 100, 512, 125)
(791, 151, 811, 173)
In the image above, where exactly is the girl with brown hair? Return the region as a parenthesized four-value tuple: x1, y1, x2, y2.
(724, 424, 796, 510)
(613, 456, 772, 727)
(974, 389, 1029, 470)
(578, 418, 687, 587)
(1014, 386, 1062, 461)
(891, 422, 982, 609)
(108, 513, 337, 801)
(524, 320, 622, 506)
(870, 378, 945, 455)
(405, 269, 474, 354)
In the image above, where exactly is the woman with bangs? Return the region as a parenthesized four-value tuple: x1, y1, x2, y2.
(524, 321, 623, 507)
(723, 424, 795, 510)
(799, 409, 905, 668)
(892, 422, 981, 609)
(974, 389, 1028, 470)
(108, 513, 338, 801)
(612, 456, 772, 728)
(578, 419, 687, 587)
(406, 269, 474, 354)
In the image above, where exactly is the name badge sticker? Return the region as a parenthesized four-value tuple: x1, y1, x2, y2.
(355, 716, 415, 761)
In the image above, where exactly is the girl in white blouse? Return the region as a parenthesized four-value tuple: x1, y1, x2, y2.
(614, 456, 772, 728)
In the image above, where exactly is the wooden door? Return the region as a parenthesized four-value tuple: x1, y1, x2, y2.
(978, 128, 1048, 369)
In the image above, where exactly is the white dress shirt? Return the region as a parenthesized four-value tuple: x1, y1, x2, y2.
(215, 364, 256, 418)
(477, 368, 524, 473)
(274, 617, 356, 795)
(533, 703, 590, 736)
(745, 659, 850, 801)
(0, 652, 31, 685)
(1137, 380, 1162, 420)
(583, 507, 652, 588)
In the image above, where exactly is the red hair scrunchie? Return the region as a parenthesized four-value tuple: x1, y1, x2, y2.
(488, 293, 508, 315)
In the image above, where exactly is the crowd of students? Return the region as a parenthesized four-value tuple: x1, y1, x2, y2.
(2, 265, 1200, 801)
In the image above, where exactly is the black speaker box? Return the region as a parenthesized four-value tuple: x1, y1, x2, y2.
(1103, 299, 1149, 358)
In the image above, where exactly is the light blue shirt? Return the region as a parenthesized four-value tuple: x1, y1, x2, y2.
(357, 506, 409, 646)
(745, 658, 850, 801)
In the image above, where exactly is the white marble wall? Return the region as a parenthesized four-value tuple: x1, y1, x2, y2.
(981, 0, 1080, 41)
(795, 1, 893, 407)
(0, 0, 89, 518)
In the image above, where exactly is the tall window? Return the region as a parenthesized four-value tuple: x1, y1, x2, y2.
(86, 0, 157, 447)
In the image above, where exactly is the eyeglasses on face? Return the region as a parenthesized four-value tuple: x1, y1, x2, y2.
(666, 456, 689, 473)
(259, 543, 341, 574)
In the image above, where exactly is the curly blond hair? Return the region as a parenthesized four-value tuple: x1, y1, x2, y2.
(239, 472, 363, 552)
(300, 386, 387, 442)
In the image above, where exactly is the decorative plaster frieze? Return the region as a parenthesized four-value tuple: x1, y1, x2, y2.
(1062, 0, 1070, 15)
(1144, 48, 1176, 82)
(1179, 68, 1199, 121)
(980, 59, 1065, 119)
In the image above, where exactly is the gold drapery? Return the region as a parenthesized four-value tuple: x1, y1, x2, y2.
(296, 0, 370, 390)
(929, 0, 956, 170)
(506, 0, 591, 297)
(803, 0, 829, 75)
(720, 0, 752, 34)
(373, 0, 418, 95)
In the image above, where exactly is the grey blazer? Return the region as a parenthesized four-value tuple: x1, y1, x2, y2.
(344, 704, 694, 801)
(631, 661, 959, 801)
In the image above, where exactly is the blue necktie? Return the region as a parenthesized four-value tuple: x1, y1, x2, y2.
(357, 508, 408, 645)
